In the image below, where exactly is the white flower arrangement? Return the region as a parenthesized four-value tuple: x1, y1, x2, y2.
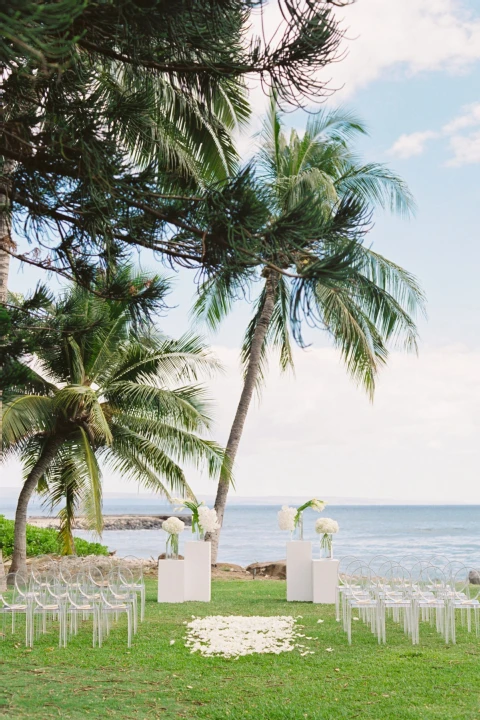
(162, 516, 185, 557)
(170, 498, 219, 538)
(277, 505, 297, 532)
(296, 498, 327, 519)
(185, 615, 312, 658)
(279, 498, 327, 539)
(197, 506, 220, 534)
(315, 518, 339, 535)
(315, 517, 339, 558)
(162, 516, 185, 535)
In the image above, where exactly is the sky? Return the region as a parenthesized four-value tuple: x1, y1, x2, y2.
(2, 0, 480, 503)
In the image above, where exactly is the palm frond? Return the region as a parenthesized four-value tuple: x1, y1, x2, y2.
(79, 428, 103, 535)
(2, 396, 55, 448)
(192, 271, 247, 331)
(336, 163, 416, 218)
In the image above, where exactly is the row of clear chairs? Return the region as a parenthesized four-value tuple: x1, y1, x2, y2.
(0, 555, 146, 649)
(336, 555, 480, 646)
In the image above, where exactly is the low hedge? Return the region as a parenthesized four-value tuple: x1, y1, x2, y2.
(0, 515, 108, 558)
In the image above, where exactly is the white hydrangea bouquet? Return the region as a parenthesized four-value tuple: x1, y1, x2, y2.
(198, 506, 220, 536)
(315, 518, 339, 559)
(278, 506, 297, 537)
(278, 498, 326, 540)
(162, 516, 185, 558)
(171, 498, 220, 540)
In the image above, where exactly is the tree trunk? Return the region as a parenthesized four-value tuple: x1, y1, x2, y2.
(0, 550, 6, 592)
(207, 272, 278, 564)
(9, 435, 65, 577)
(0, 157, 14, 462)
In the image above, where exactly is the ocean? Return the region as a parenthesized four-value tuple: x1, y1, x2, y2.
(2, 497, 480, 566)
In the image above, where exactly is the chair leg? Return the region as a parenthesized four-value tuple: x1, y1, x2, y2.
(127, 609, 132, 649)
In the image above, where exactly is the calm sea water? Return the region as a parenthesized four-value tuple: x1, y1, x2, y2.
(3, 497, 479, 566)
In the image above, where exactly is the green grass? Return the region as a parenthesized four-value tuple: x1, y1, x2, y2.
(1, 579, 480, 719)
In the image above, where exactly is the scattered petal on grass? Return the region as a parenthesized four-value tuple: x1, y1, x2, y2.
(317, 620, 324, 624)
(185, 616, 308, 659)
(169, 640, 175, 646)
(326, 648, 334, 652)
(353, 617, 360, 621)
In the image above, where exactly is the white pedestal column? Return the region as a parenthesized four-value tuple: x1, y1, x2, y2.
(286, 541, 313, 602)
(184, 541, 211, 602)
(158, 560, 185, 603)
(312, 559, 339, 604)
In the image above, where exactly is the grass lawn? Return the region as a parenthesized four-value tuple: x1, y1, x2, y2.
(1, 578, 480, 719)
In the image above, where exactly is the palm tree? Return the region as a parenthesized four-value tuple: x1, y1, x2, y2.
(195, 97, 425, 562)
(0, 94, 15, 458)
(3, 270, 225, 574)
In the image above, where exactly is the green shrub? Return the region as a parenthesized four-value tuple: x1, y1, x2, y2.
(0, 516, 108, 558)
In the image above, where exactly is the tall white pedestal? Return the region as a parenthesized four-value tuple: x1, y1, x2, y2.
(286, 541, 313, 602)
(158, 560, 185, 603)
(184, 541, 211, 602)
(312, 559, 339, 604)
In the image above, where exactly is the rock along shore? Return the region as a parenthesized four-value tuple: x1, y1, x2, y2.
(27, 514, 191, 530)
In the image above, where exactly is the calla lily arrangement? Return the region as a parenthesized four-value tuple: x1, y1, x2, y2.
(171, 497, 204, 537)
(294, 498, 326, 527)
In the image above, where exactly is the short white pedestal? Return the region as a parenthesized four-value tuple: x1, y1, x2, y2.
(158, 560, 185, 603)
(312, 559, 339, 604)
(184, 541, 211, 602)
(286, 541, 313, 602)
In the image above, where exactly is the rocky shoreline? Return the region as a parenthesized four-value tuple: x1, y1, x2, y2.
(1, 552, 286, 581)
(27, 514, 192, 530)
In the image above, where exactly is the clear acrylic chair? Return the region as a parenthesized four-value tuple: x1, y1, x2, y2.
(448, 566, 480, 644)
(381, 564, 415, 644)
(29, 572, 66, 648)
(339, 558, 360, 629)
(121, 556, 146, 622)
(399, 555, 423, 571)
(64, 573, 100, 647)
(108, 567, 138, 633)
(412, 565, 448, 644)
(344, 564, 383, 645)
(427, 554, 451, 572)
(0, 573, 30, 646)
(98, 570, 135, 648)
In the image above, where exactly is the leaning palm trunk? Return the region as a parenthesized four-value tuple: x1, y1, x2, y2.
(207, 272, 278, 564)
(0, 158, 14, 463)
(0, 550, 6, 591)
(9, 435, 65, 577)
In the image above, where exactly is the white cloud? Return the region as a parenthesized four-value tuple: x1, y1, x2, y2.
(250, 1, 480, 100)
(241, 1, 480, 151)
(327, 0, 480, 96)
(388, 131, 439, 159)
(443, 102, 480, 133)
(4, 344, 480, 503)
(447, 130, 480, 165)
(388, 102, 480, 165)
(204, 344, 480, 503)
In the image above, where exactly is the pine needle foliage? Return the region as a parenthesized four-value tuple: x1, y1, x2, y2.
(1, 0, 356, 299)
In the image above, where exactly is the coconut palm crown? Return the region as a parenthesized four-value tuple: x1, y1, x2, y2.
(194, 96, 426, 562)
(3, 269, 225, 573)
